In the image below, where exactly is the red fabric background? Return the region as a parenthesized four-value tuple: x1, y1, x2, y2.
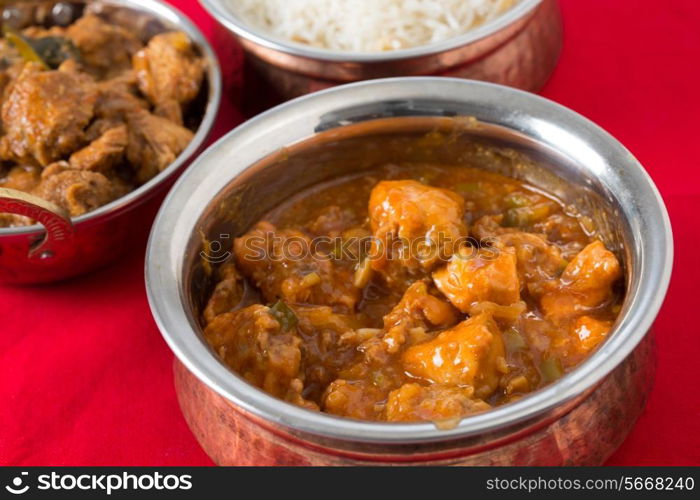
(1, 0, 699, 466)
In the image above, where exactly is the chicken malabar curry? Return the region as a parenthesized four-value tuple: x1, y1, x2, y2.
(202, 162, 623, 423)
(0, 13, 206, 227)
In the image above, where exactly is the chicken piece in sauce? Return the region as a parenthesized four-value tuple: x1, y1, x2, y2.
(368, 180, 468, 286)
(472, 215, 570, 293)
(540, 240, 622, 319)
(432, 244, 521, 313)
(570, 316, 614, 356)
(402, 313, 506, 399)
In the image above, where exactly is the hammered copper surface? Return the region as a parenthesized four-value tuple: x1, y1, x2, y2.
(175, 334, 654, 466)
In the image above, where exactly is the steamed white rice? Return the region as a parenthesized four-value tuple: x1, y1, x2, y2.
(226, 0, 521, 53)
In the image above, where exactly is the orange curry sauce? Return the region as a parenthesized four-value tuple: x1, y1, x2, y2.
(202, 163, 623, 423)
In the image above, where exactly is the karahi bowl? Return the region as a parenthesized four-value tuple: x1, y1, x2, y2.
(146, 77, 672, 465)
(200, 0, 562, 98)
(0, 0, 222, 284)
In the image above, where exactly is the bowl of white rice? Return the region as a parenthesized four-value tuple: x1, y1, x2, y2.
(200, 0, 561, 98)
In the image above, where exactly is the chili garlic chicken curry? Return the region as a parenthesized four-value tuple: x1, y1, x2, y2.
(202, 163, 624, 424)
(0, 13, 206, 227)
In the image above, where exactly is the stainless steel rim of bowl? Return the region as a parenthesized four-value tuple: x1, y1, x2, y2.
(146, 77, 673, 444)
(200, 0, 543, 62)
(0, 0, 223, 237)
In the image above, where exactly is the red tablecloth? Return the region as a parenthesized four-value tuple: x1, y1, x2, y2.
(1, 0, 698, 466)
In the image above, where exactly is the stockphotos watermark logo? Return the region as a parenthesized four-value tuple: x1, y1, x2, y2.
(200, 231, 501, 264)
(5, 472, 29, 495)
(3, 471, 192, 496)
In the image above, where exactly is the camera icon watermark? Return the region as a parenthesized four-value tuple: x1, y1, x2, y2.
(5, 472, 29, 495)
(200, 233, 232, 264)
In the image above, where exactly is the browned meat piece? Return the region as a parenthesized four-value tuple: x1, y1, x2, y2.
(385, 383, 490, 422)
(0, 64, 97, 166)
(368, 180, 467, 287)
(85, 78, 141, 141)
(125, 107, 193, 184)
(0, 165, 41, 192)
(522, 313, 615, 371)
(234, 221, 360, 312)
(402, 313, 506, 399)
(89, 75, 192, 184)
(540, 240, 622, 320)
(202, 262, 246, 325)
(92, 73, 148, 126)
(69, 125, 128, 172)
(66, 14, 142, 79)
(32, 162, 124, 216)
(203, 304, 308, 404)
(432, 244, 521, 313)
(132, 31, 204, 124)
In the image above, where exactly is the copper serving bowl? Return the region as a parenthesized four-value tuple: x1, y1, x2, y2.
(146, 78, 673, 465)
(200, 0, 562, 98)
(0, 0, 222, 284)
